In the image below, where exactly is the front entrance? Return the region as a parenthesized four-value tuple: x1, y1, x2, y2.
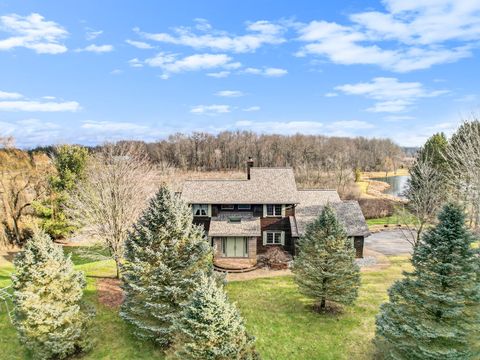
(223, 237, 248, 257)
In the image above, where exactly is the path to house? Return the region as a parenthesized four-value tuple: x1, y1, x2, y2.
(364, 230, 413, 255)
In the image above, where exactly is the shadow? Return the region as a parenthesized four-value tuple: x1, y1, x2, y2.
(1, 251, 18, 264)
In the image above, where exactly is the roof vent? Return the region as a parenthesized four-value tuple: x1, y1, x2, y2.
(228, 216, 242, 223)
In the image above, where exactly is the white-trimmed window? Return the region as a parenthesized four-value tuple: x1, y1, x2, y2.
(192, 204, 209, 216)
(221, 204, 234, 210)
(263, 231, 285, 245)
(265, 204, 283, 217)
(238, 204, 251, 210)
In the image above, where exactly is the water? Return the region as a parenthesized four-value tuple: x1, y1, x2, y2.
(371, 175, 410, 197)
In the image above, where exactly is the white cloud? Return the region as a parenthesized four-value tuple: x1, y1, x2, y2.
(244, 67, 287, 77)
(0, 13, 68, 54)
(145, 53, 239, 77)
(85, 27, 103, 41)
(235, 120, 324, 134)
(243, 106, 260, 112)
(454, 94, 478, 102)
(75, 44, 114, 53)
(324, 92, 338, 97)
(296, 1, 480, 72)
(190, 104, 231, 115)
(0, 90, 23, 99)
(138, 19, 285, 53)
(335, 77, 448, 112)
(125, 39, 153, 49)
(207, 71, 230, 78)
(81, 120, 149, 133)
(0, 100, 80, 112)
(329, 120, 374, 129)
(128, 58, 143, 67)
(215, 90, 244, 97)
(110, 69, 123, 75)
(0, 118, 62, 147)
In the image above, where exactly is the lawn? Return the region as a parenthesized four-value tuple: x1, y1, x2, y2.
(0, 247, 410, 360)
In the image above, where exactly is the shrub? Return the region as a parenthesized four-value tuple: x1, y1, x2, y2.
(258, 247, 291, 269)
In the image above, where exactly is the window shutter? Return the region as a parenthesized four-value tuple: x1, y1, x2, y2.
(263, 231, 267, 245)
(281, 231, 285, 245)
(263, 204, 267, 217)
(281, 205, 286, 217)
(207, 204, 212, 217)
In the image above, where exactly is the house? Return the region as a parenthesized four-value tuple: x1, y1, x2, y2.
(180, 159, 370, 267)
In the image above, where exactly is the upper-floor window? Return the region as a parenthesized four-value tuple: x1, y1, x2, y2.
(237, 204, 251, 210)
(192, 204, 208, 216)
(266, 204, 282, 217)
(220, 204, 234, 210)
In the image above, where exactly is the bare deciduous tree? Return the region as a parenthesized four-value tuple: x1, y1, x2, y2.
(401, 158, 446, 247)
(67, 143, 156, 278)
(445, 119, 480, 229)
(0, 169, 48, 246)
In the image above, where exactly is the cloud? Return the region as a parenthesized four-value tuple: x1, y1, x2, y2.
(207, 71, 230, 78)
(0, 100, 80, 112)
(244, 67, 287, 77)
(215, 90, 244, 97)
(296, 1, 480, 72)
(110, 69, 123, 75)
(125, 39, 153, 49)
(335, 77, 448, 112)
(329, 120, 374, 129)
(190, 104, 230, 115)
(0, 118, 62, 147)
(243, 106, 260, 112)
(324, 92, 338, 97)
(0, 91, 80, 112)
(145, 52, 239, 77)
(235, 120, 325, 134)
(128, 58, 143, 67)
(81, 120, 150, 133)
(0, 13, 68, 54)
(75, 44, 114, 53)
(85, 27, 103, 41)
(137, 19, 285, 53)
(0, 90, 23, 99)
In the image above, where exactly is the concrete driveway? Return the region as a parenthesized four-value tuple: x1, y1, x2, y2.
(364, 230, 413, 255)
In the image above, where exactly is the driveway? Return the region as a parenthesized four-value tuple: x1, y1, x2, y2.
(364, 230, 413, 255)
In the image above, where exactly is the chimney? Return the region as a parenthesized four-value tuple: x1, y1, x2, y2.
(246, 157, 254, 180)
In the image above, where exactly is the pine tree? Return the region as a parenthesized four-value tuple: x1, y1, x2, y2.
(12, 230, 94, 359)
(293, 205, 360, 311)
(375, 203, 480, 359)
(120, 185, 213, 348)
(169, 274, 259, 360)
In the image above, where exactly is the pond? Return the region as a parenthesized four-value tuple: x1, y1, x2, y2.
(371, 175, 410, 197)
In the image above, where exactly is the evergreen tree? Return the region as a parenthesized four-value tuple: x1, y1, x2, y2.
(12, 230, 94, 359)
(169, 274, 259, 360)
(34, 145, 89, 239)
(120, 185, 213, 348)
(293, 205, 360, 310)
(419, 133, 448, 172)
(375, 204, 480, 359)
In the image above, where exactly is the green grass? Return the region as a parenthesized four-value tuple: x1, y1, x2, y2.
(0, 247, 411, 360)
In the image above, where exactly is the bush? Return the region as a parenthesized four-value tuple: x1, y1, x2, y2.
(358, 198, 396, 219)
(258, 247, 292, 269)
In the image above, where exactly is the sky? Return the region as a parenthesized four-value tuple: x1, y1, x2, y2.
(0, 0, 479, 148)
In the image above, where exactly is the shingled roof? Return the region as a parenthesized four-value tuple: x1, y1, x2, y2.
(208, 213, 261, 237)
(295, 190, 369, 237)
(181, 168, 299, 204)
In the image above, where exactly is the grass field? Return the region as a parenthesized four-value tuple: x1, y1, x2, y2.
(0, 247, 410, 360)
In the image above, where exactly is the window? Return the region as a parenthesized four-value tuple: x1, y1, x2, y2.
(266, 204, 282, 216)
(238, 204, 251, 210)
(221, 204, 234, 210)
(263, 231, 284, 245)
(192, 204, 208, 216)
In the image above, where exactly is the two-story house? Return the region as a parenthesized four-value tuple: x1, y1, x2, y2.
(180, 160, 369, 268)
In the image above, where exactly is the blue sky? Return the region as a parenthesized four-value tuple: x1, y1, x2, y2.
(0, 0, 479, 148)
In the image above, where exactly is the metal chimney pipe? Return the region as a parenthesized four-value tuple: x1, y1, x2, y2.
(247, 157, 254, 180)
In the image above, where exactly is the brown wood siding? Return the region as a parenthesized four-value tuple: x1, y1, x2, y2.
(192, 217, 210, 232)
(257, 216, 294, 255)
